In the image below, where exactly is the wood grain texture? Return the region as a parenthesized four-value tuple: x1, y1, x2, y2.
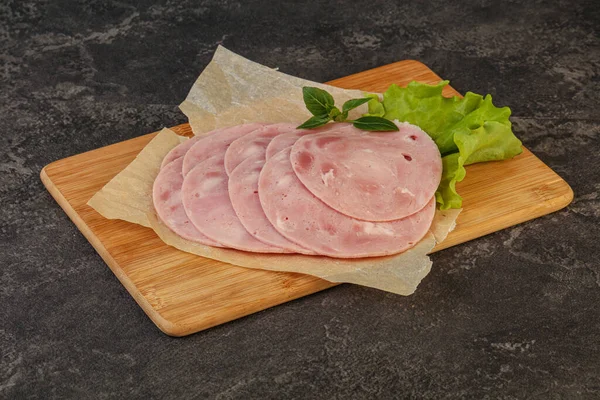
(40, 60, 573, 336)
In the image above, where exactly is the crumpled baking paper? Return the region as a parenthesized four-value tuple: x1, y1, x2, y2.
(180, 46, 367, 134)
(88, 46, 461, 295)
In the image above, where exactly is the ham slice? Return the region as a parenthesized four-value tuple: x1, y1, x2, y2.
(228, 157, 315, 254)
(224, 123, 298, 175)
(160, 136, 201, 169)
(265, 123, 353, 161)
(181, 155, 286, 253)
(290, 122, 442, 221)
(182, 123, 265, 176)
(153, 157, 222, 247)
(259, 147, 435, 258)
(160, 127, 225, 169)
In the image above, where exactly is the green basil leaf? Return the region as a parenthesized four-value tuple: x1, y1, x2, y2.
(302, 86, 335, 116)
(297, 115, 331, 129)
(352, 116, 399, 131)
(342, 97, 371, 113)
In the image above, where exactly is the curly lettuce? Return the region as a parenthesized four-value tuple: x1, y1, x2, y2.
(367, 81, 522, 209)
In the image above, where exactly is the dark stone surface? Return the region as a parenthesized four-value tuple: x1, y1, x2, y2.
(1, 0, 599, 398)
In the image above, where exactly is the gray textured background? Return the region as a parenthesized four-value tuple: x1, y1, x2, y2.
(2, 0, 599, 398)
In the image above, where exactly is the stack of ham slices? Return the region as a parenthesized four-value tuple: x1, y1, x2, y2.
(153, 121, 442, 258)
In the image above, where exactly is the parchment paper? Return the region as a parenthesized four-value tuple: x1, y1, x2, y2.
(180, 46, 367, 134)
(88, 46, 461, 295)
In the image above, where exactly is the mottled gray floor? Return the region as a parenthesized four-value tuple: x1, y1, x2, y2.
(1, 0, 599, 399)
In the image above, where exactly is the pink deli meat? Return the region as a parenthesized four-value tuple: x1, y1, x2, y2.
(259, 147, 436, 258)
(265, 123, 354, 161)
(160, 127, 225, 170)
(182, 123, 265, 176)
(228, 157, 315, 254)
(160, 136, 202, 169)
(224, 123, 298, 175)
(181, 155, 286, 253)
(152, 157, 222, 247)
(290, 122, 442, 221)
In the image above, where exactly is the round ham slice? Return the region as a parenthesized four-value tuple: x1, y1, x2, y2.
(181, 155, 287, 253)
(259, 147, 435, 258)
(153, 157, 223, 247)
(264, 123, 353, 161)
(265, 131, 307, 161)
(182, 123, 265, 176)
(160, 128, 225, 169)
(224, 123, 298, 175)
(290, 121, 442, 221)
(228, 158, 315, 254)
(160, 136, 202, 169)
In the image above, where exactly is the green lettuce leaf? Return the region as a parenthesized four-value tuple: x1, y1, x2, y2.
(435, 153, 464, 210)
(367, 81, 522, 209)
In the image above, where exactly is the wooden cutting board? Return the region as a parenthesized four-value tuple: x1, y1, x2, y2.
(41, 60, 573, 336)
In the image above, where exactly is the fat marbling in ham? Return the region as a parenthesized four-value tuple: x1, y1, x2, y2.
(181, 149, 287, 253)
(224, 123, 300, 175)
(160, 136, 202, 169)
(259, 147, 436, 258)
(229, 157, 315, 254)
(153, 156, 223, 247)
(290, 122, 442, 221)
(264, 123, 354, 161)
(182, 123, 265, 176)
(160, 126, 226, 170)
(154, 121, 441, 258)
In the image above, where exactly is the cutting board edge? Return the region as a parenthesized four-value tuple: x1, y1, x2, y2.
(40, 166, 188, 336)
(434, 178, 574, 252)
(40, 165, 341, 337)
(327, 59, 440, 86)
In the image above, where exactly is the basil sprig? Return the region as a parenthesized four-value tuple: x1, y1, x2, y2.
(297, 87, 398, 131)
